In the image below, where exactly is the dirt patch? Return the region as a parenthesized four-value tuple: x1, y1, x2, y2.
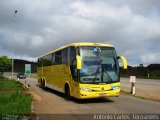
(23, 90, 42, 101)
(121, 86, 160, 102)
(0, 90, 21, 93)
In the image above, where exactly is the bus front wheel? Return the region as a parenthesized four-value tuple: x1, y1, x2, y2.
(65, 85, 70, 100)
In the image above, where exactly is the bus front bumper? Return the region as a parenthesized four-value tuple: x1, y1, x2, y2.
(78, 88, 120, 99)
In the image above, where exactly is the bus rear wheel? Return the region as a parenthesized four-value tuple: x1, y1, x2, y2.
(65, 85, 70, 100)
(42, 80, 46, 89)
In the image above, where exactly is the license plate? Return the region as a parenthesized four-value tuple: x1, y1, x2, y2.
(99, 93, 106, 97)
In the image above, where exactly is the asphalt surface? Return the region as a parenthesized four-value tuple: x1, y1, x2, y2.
(3, 73, 160, 120)
(121, 77, 160, 87)
(17, 77, 160, 120)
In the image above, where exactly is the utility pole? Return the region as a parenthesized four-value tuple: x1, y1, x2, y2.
(12, 10, 18, 80)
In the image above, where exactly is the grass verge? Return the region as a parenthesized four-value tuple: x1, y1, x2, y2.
(121, 90, 160, 102)
(0, 93, 32, 115)
(0, 77, 32, 118)
(0, 77, 23, 90)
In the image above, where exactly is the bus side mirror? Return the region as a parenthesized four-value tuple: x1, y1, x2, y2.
(117, 56, 127, 69)
(76, 55, 82, 70)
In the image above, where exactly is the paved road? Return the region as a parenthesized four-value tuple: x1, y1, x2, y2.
(121, 77, 160, 86)
(18, 77, 160, 120)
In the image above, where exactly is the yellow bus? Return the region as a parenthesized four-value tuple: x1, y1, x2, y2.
(37, 42, 127, 99)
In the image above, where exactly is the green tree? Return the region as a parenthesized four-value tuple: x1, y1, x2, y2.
(0, 56, 12, 77)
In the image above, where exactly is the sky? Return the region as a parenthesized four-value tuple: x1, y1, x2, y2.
(0, 0, 160, 66)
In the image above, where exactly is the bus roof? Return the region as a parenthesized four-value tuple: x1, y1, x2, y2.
(39, 42, 114, 58)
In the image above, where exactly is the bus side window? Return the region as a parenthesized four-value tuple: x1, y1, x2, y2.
(70, 47, 78, 82)
(55, 51, 62, 64)
(62, 48, 68, 64)
(43, 54, 52, 66)
(38, 58, 43, 67)
(51, 53, 55, 65)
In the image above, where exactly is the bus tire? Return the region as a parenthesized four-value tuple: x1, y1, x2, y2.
(40, 79, 43, 87)
(42, 80, 46, 89)
(65, 85, 70, 100)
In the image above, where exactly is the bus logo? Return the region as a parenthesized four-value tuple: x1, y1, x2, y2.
(101, 87, 104, 91)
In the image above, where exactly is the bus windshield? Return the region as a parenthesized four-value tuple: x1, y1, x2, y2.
(79, 46, 119, 84)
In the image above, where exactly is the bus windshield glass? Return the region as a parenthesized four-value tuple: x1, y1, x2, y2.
(79, 46, 119, 84)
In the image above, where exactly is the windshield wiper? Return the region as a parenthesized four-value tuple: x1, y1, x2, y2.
(103, 70, 113, 83)
(98, 58, 113, 83)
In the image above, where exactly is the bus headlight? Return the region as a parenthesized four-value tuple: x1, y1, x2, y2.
(112, 86, 119, 90)
(80, 88, 92, 92)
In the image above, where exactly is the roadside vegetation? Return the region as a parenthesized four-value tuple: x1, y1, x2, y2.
(0, 56, 11, 77)
(0, 77, 32, 118)
(0, 93, 32, 114)
(120, 64, 160, 79)
(121, 90, 160, 102)
(0, 77, 23, 90)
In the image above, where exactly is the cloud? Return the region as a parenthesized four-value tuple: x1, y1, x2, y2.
(0, 0, 160, 65)
(140, 53, 160, 64)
